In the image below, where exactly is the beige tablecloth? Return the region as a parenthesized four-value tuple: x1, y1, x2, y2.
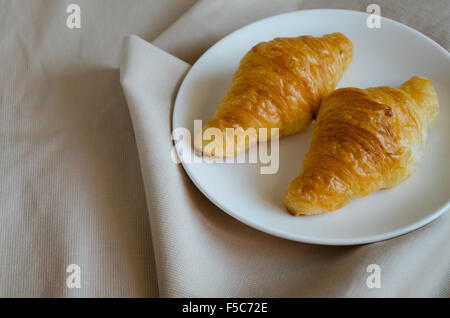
(0, 0, 448, 297)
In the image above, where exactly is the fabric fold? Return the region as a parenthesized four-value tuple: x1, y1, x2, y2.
(120, 35, 191, 296)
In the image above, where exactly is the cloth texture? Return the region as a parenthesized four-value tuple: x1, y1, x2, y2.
(0, 0, 449, 297)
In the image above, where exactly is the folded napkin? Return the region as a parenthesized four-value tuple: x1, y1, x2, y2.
(120, 35, 449, 297)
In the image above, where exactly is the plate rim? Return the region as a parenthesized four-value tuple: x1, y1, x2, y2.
(172, 8, 450, 246)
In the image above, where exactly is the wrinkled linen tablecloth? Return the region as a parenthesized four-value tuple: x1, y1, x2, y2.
(0, 0, 448, 297)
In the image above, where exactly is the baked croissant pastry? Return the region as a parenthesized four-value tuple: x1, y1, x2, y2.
(285, 76, 439, 215)
(194, 33, 353, 157)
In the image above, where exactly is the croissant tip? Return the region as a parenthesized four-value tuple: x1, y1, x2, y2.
(284, 190, 328, 216)
(193, 140, 235, 158)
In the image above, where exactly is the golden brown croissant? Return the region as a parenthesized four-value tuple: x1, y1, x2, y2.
(194, 33, 353, 157)
(284, 76, 439, 215)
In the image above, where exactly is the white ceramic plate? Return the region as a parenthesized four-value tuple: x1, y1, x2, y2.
(173, 9, 450, 245)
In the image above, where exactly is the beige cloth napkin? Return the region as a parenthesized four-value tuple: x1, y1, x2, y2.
(120, 31, 449, 297)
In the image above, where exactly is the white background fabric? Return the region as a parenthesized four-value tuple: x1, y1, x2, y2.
(0, 0, 448, 297)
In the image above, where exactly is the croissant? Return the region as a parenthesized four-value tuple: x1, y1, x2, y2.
(284, 76, 439, 215)
(194, 32, 353, 157)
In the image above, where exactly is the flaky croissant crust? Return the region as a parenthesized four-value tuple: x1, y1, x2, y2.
(195, 33, 353, 157)
(285, 76, 439, 215)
